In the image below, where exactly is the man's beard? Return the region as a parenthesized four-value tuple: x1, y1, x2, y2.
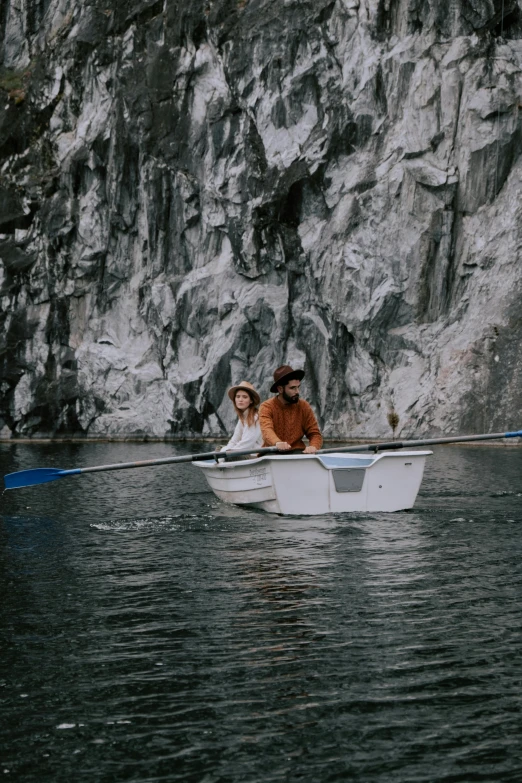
(283, 391, 299, 404)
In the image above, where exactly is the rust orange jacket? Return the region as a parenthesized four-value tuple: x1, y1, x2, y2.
(259, 396, 323, 450)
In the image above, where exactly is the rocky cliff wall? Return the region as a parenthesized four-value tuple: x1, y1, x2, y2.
(1, 0, 522, 440)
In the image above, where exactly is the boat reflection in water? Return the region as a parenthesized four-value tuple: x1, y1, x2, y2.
(194, 451, 432, 515)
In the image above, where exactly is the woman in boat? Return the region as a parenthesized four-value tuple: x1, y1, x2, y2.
(221, 381, 262, 453)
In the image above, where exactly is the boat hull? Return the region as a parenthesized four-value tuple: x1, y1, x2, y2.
(194, 451, 431, 515)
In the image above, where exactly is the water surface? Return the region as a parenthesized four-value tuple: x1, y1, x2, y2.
(1, 442, 522, 782)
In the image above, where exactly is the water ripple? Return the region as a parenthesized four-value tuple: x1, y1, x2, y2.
(2, 443, 522, 781)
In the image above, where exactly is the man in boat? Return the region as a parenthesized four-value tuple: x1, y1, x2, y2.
(259, 365, 323, 454)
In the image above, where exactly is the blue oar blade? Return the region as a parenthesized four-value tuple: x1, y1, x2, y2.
(4, 468, 79, 490)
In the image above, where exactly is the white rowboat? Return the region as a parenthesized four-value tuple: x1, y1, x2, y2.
(194, 450, 432, 515)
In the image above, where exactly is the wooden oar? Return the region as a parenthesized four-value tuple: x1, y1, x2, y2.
(319, 429, 522, 455)
(3, 446, 279, 490)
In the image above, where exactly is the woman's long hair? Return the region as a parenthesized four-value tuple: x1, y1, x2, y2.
(233, 391, 258, 427)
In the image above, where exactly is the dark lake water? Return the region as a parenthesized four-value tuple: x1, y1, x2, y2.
(1, 441, 522, 782)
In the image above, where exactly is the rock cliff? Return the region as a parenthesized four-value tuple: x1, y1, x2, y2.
(1, 0, 522, 439)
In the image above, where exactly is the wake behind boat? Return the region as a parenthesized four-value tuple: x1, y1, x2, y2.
(194, 450, 432, 515)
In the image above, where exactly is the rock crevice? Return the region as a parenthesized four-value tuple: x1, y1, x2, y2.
(1, 0, 522, 440)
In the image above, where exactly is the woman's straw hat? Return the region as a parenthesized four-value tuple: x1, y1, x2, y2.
(228, 380, 260, 406)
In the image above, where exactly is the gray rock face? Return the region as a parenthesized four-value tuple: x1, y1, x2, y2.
(1, 0, 522, 440)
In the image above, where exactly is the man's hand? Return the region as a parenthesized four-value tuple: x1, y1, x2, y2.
(276, 441, 292, 451)
(303, 446, 318, 454)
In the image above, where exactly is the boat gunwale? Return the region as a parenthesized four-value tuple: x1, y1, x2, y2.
(193, 450, 433, 470)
